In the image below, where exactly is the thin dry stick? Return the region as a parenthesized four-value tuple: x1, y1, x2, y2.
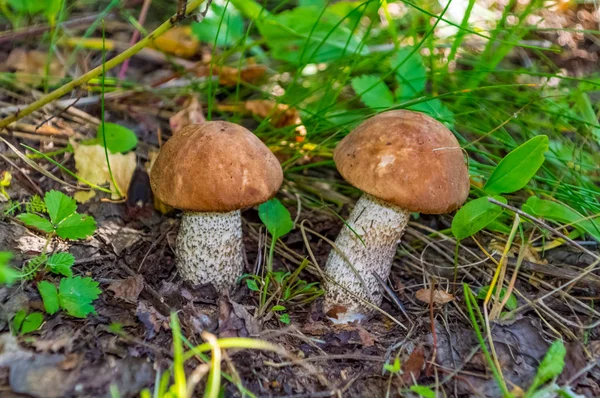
(0, 0, 207, 129)
(118, 0, 153, 80)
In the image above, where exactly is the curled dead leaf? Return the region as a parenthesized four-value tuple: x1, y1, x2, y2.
(415, 288, 454, 305)
(72, 141, 136, 201)
(169, 96, 206, 133)
(108, 275, 144, 303)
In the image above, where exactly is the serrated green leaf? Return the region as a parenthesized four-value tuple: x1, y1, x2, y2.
(19, 312, 43, 335)
(38, 281, 60, 315)
(0, 252, 21, 286)
(191, 1, 243, 46)
(256, 7, 368, 65)
(394, 47, 426, 100)
(97, 123, 138, 154)
(484, 136, 549, 195)
(452, 196, 507, 240)
(44, 190, 76, 225)
(56, 214, 97, 240)
(351, 75, 395, 110)
(47, 252, 75, 277)
(278, 313, 290, 324)
(17, 213, 54, 233)
(523, 196, 600, 241)
(258, 199, 294, 241)
(58, 276, 101, 318)
(410, 385, 436, 398)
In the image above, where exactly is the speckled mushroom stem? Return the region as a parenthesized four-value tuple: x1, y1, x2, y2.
(323, 194, 409, 323)
(176, 210, 244, 290)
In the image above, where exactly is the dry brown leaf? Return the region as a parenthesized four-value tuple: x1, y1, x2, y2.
(108, 275, 144, 302)
(151, 26, 199, 58)
(415, 288, 455, 305)
(5, 49, 65, 86)
(400, 345, 425, 384)
(72, 141, 136, 201)
(195, 64, 267, 86)
(169, 96, 206, 133)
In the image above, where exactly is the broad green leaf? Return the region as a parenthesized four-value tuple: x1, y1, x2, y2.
(47, 252, 75, 277)
(351, 75, 395, 110)
(44, 190, 76, 225)
(58, 276, 101, 318)
(271, 305, 286, 311)
(56, 214, 97, 240)
(394, 47, 426, 100)
(19, 312, 43, 334)
(191, 1, 244, 47)
(528, 341, 566, 394)
(408, 99, 455, 126)
(476, 286, 518, 310)
(523, 196, 600, 241)
(12, 309, 26, 332)
(452, 196, 507, 240)
(410, 385, 436, 398)
(0, 252, 21, 286)
(256, 7, 368, 65)
(574, 91, 600, 144)
(7, 0, 46, 14)
(246, 279, 259, 291)
(16, 213, 54, 233)
(258, 199, 294, 240)
(484, 136, 549, 195)
(97, 123, 138, 154)
(38, 281, 60, 315)
(278, 313, 290, 324)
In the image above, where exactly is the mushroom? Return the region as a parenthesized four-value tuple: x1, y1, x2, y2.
(324, 110, 470, 323)
(150, 121, 283, 289)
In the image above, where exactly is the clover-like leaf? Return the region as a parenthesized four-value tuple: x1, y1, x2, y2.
(58, 276, 101, 318)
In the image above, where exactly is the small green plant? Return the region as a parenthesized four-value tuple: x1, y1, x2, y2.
(11, 191, 101, 318)
(258, 198, 294, 272)
(383, 357, 401, 374)
(12, 309, 43, 335)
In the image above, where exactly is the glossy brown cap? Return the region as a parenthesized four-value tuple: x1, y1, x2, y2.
(334, 110, 469, 214)
(150, 121, 283, 212)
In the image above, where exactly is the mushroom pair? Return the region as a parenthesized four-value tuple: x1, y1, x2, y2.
(323, 110, 470, 323)
(151, 121, 282, 289)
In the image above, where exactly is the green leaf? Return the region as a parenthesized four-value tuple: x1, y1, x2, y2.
(476, 286, 518, 310)
(47, 252, 75, 277)
(56, 213, 97, 240)
(19, 312, 43, 335)
(523, 196, 600, 241)
(258, 199, 294, 241)
(484, 136, 549, 195)
(58, 276, 102, 318)
(351, 75, 395, 110)
(97, 123, 138, 154)
(278, 313, 290, 324)
(410, 385, 436, 398)
(383, 357, 401, 374)
(38, 281, 60, 315)
(0, 252, 21, 286)
(12, 310, 26, 332)
(528, 341, 566, 395)
(7, 0, 46, 14)
(574, 91, 600, 144)
(394, 47, 426, 100)
(17, 213, 54, 233)
(256, 7, 368, 65)
(452, 196, 507, 240)
(246, 279, 260, 291)
(271, 305, 286, 311)
(191, 1, 243, 46)
(44, 190, 76, 225)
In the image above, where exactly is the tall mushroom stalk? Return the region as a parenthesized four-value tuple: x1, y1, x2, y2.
(324, 110, 470, 323)
(150, 121, 283, 290)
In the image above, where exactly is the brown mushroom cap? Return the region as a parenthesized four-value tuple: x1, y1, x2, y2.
(150, 121, 283, 212)
(334, 110, 469, 214)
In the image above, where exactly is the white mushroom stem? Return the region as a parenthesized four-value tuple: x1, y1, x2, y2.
(176, 210, 244, 290)
(323, 194, 409, 323)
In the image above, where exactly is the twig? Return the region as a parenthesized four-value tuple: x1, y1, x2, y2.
(0, 0, 207, 129)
